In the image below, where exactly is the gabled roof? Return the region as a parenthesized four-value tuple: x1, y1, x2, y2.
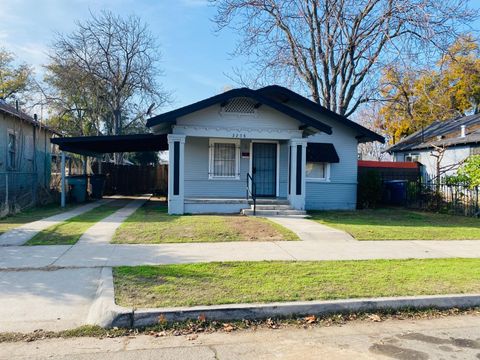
(258, 85, 385, 143)
(387, 113, 480, 153)
(147, 87, 332, 134)
(0, 101, 60, 135)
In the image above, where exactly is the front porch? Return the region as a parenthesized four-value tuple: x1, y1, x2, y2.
(168, 133, 308, 215)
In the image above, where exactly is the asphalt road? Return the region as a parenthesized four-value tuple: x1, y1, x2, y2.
(2, 313, 480, 359)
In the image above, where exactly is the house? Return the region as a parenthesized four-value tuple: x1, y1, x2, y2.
(0, 101, 59, 212)
(387, 114, 480, 182)
(145, 86, 384, 214)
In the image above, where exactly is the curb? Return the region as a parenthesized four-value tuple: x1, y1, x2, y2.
(126, 294, 480, 328)
(86, 267, 132, 328)
(92, 268, 480, 328)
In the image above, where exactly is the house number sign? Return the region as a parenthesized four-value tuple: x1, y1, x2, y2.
(231, 133, 247, 138)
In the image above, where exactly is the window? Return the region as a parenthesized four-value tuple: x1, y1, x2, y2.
(7, 131, 16, 170)
(405, 153, 419, 162)
(209, 139, 240, 179)
(306, 162, 329, 181)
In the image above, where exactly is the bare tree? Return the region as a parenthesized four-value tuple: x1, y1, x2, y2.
(48, 11, 169, 138)
(213, 0, 478, 116)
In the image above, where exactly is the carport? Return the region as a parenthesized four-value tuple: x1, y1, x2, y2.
(51, 134, 168, 207)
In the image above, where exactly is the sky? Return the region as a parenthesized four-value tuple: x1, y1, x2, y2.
(0, 0, 244, 113)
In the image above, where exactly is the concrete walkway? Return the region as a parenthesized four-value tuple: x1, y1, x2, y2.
(0, 199, 114, 246)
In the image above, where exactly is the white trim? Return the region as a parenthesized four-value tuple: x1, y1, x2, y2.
(172, 125, 302, 140)
(306, 162, 331, 182)
(249, 140, 280, 197)
(208, 138, 241, 180)
(6, 129, 17, 171)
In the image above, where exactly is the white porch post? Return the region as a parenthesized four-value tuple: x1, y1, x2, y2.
(167, 134, 186, 214)
(288, 139, 307, 210)
(61, 151, 66, 208)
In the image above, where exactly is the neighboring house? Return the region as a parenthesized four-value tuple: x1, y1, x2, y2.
(146, 86, 383, 214)
(387, 114, 480, 182)
(0, 101, 59, 211)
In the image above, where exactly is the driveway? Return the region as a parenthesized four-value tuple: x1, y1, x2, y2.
(0, 268, 102, 332)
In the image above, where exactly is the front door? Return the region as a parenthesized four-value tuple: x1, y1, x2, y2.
(252, 142, 277, 197)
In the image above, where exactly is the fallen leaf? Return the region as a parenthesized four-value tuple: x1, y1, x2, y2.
(223, 323, 235, 332)
(198, 313, 207, 322)
(304, 315, 317, 324)
(368, 314, 382, 322)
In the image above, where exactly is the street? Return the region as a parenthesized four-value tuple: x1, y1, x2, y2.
(2, 313, 480, 359)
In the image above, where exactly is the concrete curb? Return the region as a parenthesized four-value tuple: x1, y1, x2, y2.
(125, 294, 480, 328)
(86, 267, 132, 328)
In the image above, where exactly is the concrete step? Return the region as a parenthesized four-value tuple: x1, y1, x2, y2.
(252, 199, 290, 205)
(242, 209, 307, 216)
(252, 204, 293, 210)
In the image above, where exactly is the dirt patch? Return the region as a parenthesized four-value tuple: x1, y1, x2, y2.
(227, 217, 287, 241)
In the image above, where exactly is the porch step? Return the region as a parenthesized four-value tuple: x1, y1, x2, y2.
(253, 204, 293, 210)
(253, 198, 290, 205)
(241, 209, 307, 216)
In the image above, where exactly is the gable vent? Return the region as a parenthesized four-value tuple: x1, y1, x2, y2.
(222, 97, 256, 114)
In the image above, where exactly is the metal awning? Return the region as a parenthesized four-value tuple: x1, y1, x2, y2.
(51, 133, 169, 156)
(306, 143, 340, 163)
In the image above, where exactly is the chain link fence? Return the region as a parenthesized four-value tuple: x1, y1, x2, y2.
(0, 172, 53, 217)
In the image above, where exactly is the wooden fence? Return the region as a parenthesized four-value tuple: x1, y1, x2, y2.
(92, 162, 168, 196)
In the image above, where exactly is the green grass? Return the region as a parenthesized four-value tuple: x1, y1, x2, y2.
(25, 201, 126, 245)
(114, 259, 480, 308)
(309, 208, 480, 240)
(0, 203, 76, 235)
(112, 200, 298, 243)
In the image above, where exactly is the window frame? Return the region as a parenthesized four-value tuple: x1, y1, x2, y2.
(208, 138, 241, 180)
(7, 129, 17, 171)
(305, 161, 330, 182)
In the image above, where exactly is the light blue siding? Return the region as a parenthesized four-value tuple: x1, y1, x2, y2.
(184, 137, 289, 198)
(306, 182, 357, 210)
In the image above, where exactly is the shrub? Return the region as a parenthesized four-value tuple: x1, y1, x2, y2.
(357, 170, 383, 209)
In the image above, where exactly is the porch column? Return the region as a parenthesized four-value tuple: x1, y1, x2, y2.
(167, 134, 186, 214)
(288, 139, 307, 210)
(61, 151, 66, 208)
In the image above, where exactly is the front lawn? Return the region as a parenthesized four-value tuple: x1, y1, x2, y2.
(310, 208, 480, 240)
(112, 199, 299, 244)
(0, 203, 75, 235)
(114, 259, 480, 308)
(25, 201, 127, 245)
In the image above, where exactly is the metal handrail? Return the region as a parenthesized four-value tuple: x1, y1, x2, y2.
(246, 173, 256, 215)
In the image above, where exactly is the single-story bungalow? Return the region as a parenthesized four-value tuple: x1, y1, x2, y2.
(146, 86, 384, 214)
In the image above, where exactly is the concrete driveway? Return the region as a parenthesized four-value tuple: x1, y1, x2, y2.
(0, 268, 102, 332)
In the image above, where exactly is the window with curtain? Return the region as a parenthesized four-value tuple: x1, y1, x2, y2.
(209, 139, 240, 179)
(306, 162, 329, 181)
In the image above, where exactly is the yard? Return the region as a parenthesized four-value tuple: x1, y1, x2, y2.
(0, 203, 76, 235)
(309, 208, 480, 240)
(25, 201, 128, 245)
(114, 258, 480, 308)
(112, 199, 299, 244)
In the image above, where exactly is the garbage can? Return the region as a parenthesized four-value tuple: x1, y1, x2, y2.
(67, 175, 87, 203)
(90, 174, 106, 199)
(385, 180, 408, 205)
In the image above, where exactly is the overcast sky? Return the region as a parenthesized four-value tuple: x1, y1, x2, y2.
(0, 0, 244, 112)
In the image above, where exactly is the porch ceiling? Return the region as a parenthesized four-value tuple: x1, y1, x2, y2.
(51, 133, 168, 156)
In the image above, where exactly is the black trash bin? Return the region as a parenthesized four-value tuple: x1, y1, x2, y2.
(90, 174, 106, 199)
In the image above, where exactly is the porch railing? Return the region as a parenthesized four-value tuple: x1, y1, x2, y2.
(246, 173, 257, 215)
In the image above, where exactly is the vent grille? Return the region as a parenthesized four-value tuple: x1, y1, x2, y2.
(223, 97, 256, 114)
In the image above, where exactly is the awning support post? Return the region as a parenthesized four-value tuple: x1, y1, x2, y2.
(61, 151, 66, 208)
